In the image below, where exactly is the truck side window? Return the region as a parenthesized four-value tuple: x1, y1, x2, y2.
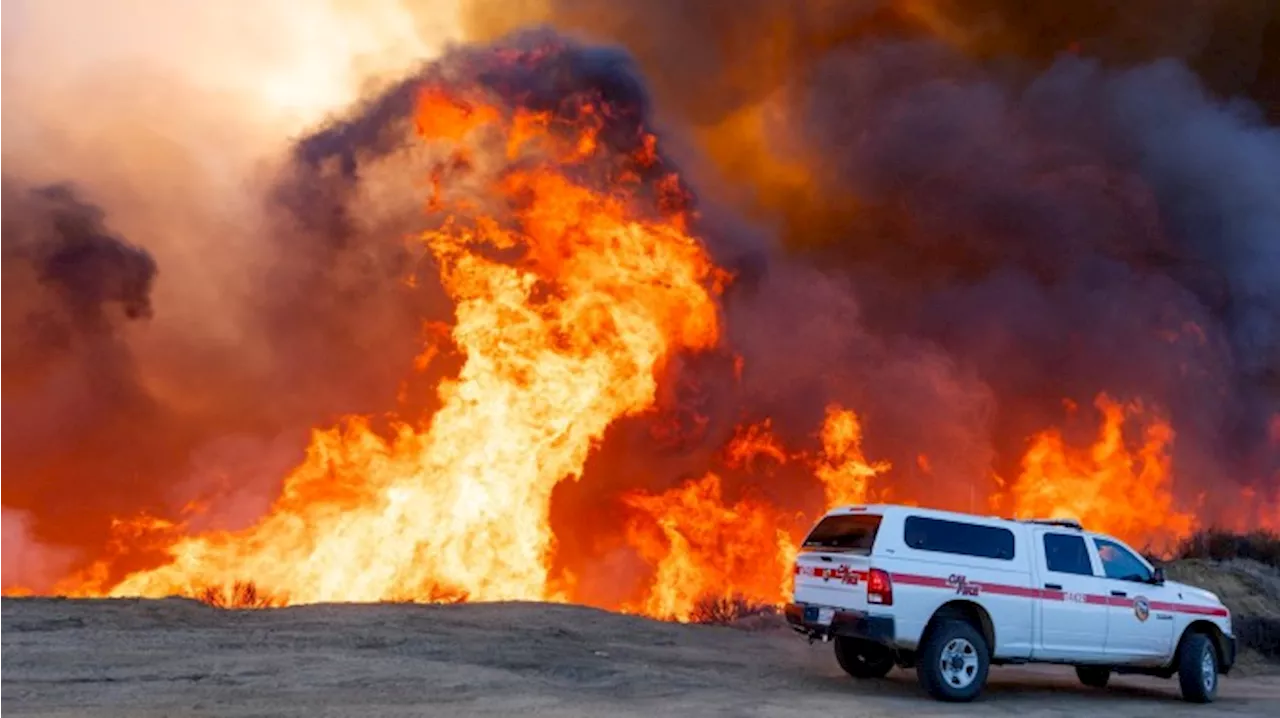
(903, 516, 1015, 560)
(1092, 537, 1152, 583)
(1042, 532, 1094, 575)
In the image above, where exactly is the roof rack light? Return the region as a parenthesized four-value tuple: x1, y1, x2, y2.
(1024, 518, 1084, 531)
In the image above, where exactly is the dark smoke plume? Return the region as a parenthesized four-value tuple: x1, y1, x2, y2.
(2, 181, 156, 324)
(2, 180, 161, 587)
(458, 1, 1280, 522)
(461, 0, 1280, 121)
(2, 179, 157, 450)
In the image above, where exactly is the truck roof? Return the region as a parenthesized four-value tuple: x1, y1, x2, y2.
(824, 504, 1086, 532)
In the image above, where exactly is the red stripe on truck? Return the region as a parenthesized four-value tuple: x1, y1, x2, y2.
(1150, 601, 1229, 617)
(798, 564, 1227, 618)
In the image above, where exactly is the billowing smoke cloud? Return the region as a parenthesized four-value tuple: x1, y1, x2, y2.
(2, 180, 157, 449)
(788, 46, 1280, 492)
(2, 178, 168, 577)
(456, 0, 1280, 523)
(1, 0, 467, 588)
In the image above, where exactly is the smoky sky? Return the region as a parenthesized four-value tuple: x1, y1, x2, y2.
(787, 46, 1279, 479)
(461, 0, 1280, 513)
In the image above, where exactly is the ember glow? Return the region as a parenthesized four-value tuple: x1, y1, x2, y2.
(5, 8, 1278, 615)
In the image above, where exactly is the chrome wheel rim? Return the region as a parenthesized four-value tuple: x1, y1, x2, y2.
(1201, 648, 1216, 693)
(939, 637, 980, 689)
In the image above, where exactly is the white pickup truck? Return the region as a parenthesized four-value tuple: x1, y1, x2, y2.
(785, 504, 1235, 703)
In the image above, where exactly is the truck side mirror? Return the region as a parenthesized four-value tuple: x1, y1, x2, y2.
(1152, 566, 1166, 585)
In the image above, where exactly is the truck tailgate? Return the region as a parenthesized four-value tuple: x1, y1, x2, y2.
(793, 511, 882, 613)
(794, 551, 872, 612)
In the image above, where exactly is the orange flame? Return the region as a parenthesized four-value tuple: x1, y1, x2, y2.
(816, 405, 890, 508)
(723, 418, 789, 470)
(621, 473, 799, 621)
(614, 404, 888, 619)
(1011, 394, 1195, 548)
(71, 76, 723, 605)
(18, 49, 1256, 612)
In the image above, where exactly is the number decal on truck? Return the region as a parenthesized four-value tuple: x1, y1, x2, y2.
(947, 574, 982, 596)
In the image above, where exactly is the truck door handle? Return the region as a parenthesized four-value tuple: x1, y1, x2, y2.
(1044, 583, 1063, 590)
(1110, 590, 1127, 597)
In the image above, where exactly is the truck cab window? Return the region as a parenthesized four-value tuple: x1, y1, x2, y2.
(1092, 537, 1152, 583)
(1042, 533, 1094, 575)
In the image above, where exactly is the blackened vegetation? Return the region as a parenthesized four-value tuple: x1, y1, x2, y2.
(1163, 530, 1280, 662)
(1176, 530, 1280, 570)
(196, 581, 283, 610)
(688, 594, 779, 628)
(1236, 616, 1280, 661)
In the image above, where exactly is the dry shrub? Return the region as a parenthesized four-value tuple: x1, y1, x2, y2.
(1236, 616, 1280, 661)
(1239, 616, 1280, 659)
(196, 581, 283, 609)
(1176, 530, 1280, 570)
(382, 586, 469, 604)
(688, 594, 778, 626)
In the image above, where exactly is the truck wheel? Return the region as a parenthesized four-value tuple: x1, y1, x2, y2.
(834, 637, 894, 678)
(1177, 633, 1218, 703)
(1075, 666, 1110, 688)
(916, 620, 990, 702)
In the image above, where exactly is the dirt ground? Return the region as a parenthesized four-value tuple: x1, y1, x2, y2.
(3, 598, 1277, 717)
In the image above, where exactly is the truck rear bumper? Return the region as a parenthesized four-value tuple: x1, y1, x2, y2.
(784, 602, 895, 644)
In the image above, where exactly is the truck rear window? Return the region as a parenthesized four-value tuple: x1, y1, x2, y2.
(802, 514, 882, 552)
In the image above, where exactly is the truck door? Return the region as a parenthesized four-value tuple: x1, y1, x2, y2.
(1031, 529, 1109, 661)
(1091, 537, 1175, 662)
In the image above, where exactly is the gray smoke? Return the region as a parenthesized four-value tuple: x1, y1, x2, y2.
(455, 3, 1280, 524)
(1, 179, 158, 448)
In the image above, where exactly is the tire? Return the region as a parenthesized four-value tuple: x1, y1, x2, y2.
(916, 620, 990, 702)
(834, 636, 895, 678)
(1075, 665, 1110, 688)
(1177, 632, 1219, 703)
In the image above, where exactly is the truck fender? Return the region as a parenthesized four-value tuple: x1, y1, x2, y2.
(1174, 620, 1229, 672)
(921, 600, 996, 655)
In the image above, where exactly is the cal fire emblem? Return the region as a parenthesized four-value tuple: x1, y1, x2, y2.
(1133, 596, 1151, 622)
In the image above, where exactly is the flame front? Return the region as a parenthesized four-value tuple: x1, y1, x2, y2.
(1010, 394, 1196, 548)
(622, 473, 798, 621)
(618, 405, 883, 620)
(816, 405, 891, 508)
(26, 40, 1263, 613)
(86, 76, 723, 604)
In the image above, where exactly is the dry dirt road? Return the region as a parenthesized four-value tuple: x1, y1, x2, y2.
(3, 598, 1276, 717)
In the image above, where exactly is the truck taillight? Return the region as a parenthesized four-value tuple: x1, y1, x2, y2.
(867, 568, 893, 605)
